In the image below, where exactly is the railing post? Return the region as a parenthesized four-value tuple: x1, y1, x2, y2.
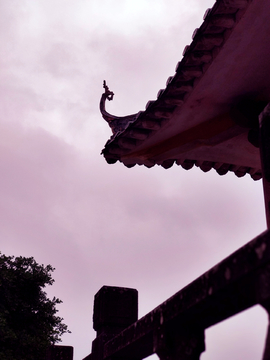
(46, 345, 73, 360)
(261, 296, 270, 360)
(259, 102, 270, 228)
(153, 325, 205, 360)
(262, 313, 270, 360)
(83, 286, 138, 360)
(257, 263, 270, 360)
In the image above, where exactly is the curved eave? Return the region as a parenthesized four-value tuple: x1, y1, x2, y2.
(101, 0, 267, 180)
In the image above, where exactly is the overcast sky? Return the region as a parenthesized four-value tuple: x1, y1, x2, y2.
(0, 1, 268, 359)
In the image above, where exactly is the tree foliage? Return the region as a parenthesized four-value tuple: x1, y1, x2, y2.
(0, 253, 70, 360)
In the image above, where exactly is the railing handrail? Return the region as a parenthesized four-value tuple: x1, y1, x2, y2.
(99, 229, 270, 360)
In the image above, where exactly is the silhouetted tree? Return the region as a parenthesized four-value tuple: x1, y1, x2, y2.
(0, 253, 70, 360)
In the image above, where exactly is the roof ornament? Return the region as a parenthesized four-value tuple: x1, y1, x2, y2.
(100, 81, 139, 135)
(103, 80, 114, 101)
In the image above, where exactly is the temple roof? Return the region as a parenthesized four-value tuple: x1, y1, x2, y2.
(100, 0, 270, 180)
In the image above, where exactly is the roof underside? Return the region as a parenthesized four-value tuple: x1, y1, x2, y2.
(101, 0, 270, 180)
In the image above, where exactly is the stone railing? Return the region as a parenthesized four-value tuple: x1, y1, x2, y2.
(83, 229, 270, 360)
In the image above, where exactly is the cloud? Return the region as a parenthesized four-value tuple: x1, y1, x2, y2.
(0, 0, 267, 359)
(0, 116, 265, 358)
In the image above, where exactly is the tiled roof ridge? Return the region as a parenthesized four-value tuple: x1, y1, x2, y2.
(101, 0, 262, 180)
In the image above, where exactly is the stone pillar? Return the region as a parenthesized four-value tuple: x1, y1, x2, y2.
(153, 325, 205, 360)
(84, 286, 138, 360)
(259, 103, 270, 228)
(261, 299, 270, 360)
(262, 320, 270, 360)
(46, 345, 73, 360)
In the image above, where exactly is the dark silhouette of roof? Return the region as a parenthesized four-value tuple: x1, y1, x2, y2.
(100, 0, 269, 180)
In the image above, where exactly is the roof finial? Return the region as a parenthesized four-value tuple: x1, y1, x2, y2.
(100, 81, 139, 135)
(103, 80, 114, 101)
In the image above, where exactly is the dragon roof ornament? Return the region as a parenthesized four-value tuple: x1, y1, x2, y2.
(100, 81, 139, 135)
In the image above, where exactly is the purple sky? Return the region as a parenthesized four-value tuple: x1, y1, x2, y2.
(0, 1, 268, 359)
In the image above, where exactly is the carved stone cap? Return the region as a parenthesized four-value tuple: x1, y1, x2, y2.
(93, 285, 138, 334)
